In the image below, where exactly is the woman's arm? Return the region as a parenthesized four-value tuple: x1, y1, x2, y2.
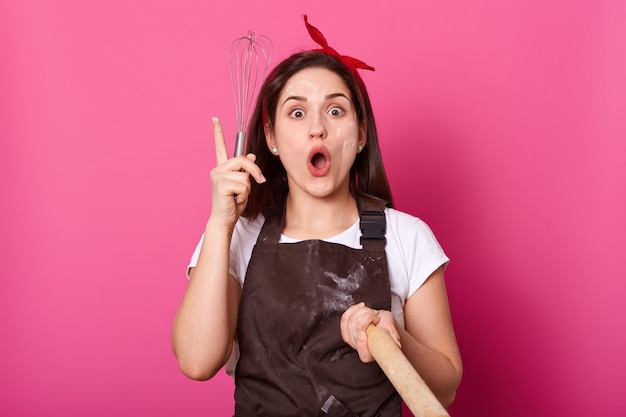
(171, 219, 242, 380)
(341, 266, 462, 407)
(398, 266, 463, 407)
(171, 118, 265, 380)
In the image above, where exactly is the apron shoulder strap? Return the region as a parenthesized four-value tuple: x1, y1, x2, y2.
(255, 206, 285, 244)
(357, 192, 389, 250)
(256, 194, 388, 248)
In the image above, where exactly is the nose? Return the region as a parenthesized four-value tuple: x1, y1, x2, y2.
(308, 114, 327, 139)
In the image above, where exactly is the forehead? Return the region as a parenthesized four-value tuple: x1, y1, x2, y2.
(279, 67, 351, 98)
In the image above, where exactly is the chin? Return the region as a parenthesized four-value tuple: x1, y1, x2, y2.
(305, 182, 343, 199)
(290, 174, 349, 199)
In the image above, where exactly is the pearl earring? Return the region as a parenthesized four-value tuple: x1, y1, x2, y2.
(272, 147, 278, 154)
(357, 145, 363, 152)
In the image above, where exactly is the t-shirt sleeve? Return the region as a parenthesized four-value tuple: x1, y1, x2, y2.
(185, 232, 243, 281)
(387, 209, 449, 299)
(186, 234, 204, 278)
(407, 219, 449, 297)
(186, 217, 261, 285)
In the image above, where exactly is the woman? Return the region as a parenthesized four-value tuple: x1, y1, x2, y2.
(173, 16, 462, 416)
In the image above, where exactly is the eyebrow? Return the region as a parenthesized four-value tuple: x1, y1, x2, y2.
(281, 92, 351, 108)
(325, 92, 351, 101)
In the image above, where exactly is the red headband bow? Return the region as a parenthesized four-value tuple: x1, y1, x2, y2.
(303, 15, 375, 89)
(262, 16, 375, 126)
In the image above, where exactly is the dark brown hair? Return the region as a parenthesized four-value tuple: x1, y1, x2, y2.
(242, 51, 393, 220)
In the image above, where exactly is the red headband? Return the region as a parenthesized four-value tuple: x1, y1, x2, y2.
(303, 15, 375, 91)
(262, 16, 375, 127)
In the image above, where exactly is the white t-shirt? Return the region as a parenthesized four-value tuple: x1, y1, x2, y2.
(187, 207, 449, 329)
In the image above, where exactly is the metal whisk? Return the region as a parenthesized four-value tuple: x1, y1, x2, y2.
(229, 31, 273, 157)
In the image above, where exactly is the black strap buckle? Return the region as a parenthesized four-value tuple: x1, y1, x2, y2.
(359, 210, 386, 244)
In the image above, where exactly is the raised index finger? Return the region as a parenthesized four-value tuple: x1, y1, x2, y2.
(212, 117, 229, 165)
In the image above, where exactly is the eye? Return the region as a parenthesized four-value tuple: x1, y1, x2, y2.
(328, 106, 345, 117)
(289, 109, 305, 118)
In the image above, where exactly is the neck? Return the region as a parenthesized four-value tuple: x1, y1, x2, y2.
(283, 187, 359, 240)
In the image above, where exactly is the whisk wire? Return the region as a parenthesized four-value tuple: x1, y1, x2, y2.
(229, 31, 273, 156)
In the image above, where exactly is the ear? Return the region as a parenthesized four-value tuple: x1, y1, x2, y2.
(358, 121, 367, 150)
(264, 123, 275, 151)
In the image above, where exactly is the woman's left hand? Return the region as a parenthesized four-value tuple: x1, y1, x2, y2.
(340, 302, 401, 363)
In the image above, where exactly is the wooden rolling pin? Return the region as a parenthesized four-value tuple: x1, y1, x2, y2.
(366, 325, 450, 417)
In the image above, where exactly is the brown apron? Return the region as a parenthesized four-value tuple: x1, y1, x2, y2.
(234, 193, 401, 416)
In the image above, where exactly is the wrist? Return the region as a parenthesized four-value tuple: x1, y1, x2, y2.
(205, 216, 236, 239)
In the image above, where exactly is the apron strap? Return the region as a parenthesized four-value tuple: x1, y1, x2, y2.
(357, 192, 389, 250)
(256, 193, 389, 250)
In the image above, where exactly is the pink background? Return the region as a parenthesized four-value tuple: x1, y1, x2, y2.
(2, 0, 625, 416)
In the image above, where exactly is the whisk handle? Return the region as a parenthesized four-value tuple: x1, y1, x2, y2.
(234, 131, 246, 157)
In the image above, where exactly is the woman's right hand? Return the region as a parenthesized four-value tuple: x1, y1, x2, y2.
(210, 117, 266, 227)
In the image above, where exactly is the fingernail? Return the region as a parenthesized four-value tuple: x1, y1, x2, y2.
(212, 117, 218, 124)
(259, 174, 267, 183)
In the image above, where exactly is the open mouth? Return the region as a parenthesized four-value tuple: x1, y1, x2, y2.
(311, 153, 326, 169)
(307, 147, 331, 177)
